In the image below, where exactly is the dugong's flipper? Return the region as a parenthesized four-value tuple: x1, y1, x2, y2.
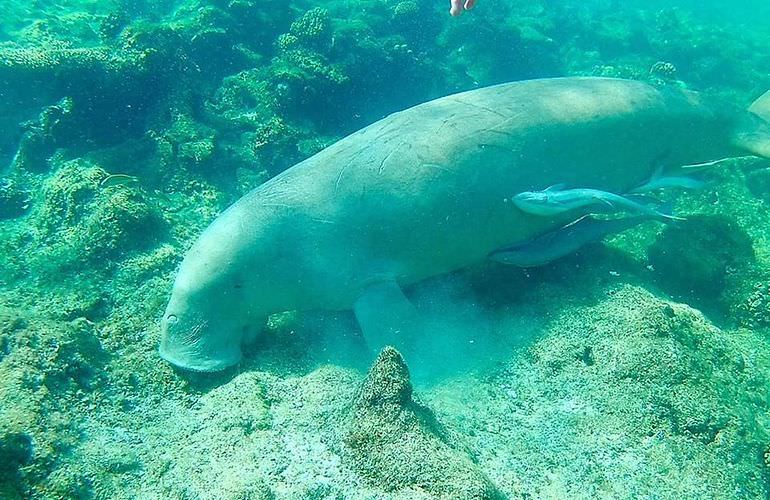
(353, 281, 422, 354)
(733, 90, 770, 159)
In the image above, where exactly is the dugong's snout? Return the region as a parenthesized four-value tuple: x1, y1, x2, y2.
(159, 301, 244, 372)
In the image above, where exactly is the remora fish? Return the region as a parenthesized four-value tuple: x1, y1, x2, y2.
(512, 186, 678, 220)
(489, 213, 665, 267)
(629, 166, 706, 193)
(160, 77, 770, 372)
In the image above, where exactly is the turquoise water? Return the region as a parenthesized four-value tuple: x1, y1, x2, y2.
(1, 1, 770, 498)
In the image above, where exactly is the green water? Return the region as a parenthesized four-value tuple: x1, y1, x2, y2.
(1, 0, 770, 498)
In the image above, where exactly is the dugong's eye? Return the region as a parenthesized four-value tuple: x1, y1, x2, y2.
(167, 314, 179, 324)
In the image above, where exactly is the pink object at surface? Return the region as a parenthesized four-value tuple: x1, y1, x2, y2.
(450, 0, 476, 16)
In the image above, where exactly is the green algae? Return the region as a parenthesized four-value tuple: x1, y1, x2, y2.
(33, 158, 166, 270)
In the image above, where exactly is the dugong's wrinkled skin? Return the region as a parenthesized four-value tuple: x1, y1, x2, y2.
(160, 77, 770, 372)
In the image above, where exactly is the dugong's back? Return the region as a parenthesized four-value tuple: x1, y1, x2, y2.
(239, 77, 728, 289)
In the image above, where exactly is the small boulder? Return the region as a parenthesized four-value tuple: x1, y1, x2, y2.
(342, 347, 503, 499)
(647, 214, 754, 305)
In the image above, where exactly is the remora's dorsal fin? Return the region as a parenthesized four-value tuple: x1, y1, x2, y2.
(732, 91, 770, 159)
(544, 183, 567, 192)
(749, 90, 770, 122)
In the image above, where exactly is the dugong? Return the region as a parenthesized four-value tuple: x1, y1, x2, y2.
(160, 77, 770, 372)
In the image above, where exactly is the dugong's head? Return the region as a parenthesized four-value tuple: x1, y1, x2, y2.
(159, 212, 267, 372)
(159, 270, 247, 372)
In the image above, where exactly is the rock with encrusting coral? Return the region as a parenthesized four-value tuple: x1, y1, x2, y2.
(0, 46, 148, 75)
(154, 112, 217, 170)
(734, 280, 770, 329)
(342, 346, 503, 498)
(288, 7, 331, 50)
(9, 97, 75, 172)
(0, 305, 110, 498)
(647, 214, 754, 307)
(33, 158, 165, 269)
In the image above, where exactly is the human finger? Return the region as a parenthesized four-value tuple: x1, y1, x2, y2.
(450, 0, 463, 16)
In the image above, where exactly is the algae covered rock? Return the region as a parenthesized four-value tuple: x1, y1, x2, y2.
(286, 7, 332, 51)
(34, 158, 165, 267)
(647, 214, 754, 306)
(0, 306, 108, 498)
(476, 284, 770, 497)
(733, 280, 770, 330)
(9, 97, 75, 172)
(0, 177, 30, 220)
(154, 111, 217, 171)
(343, 347, 502, 498)
(205, 70, 306, 175)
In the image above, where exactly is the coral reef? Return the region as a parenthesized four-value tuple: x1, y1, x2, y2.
(0, 46, 148, 75)
(0, 0, 770, 497)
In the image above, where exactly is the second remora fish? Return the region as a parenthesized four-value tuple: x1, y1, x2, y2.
(490, 213, 665, 267)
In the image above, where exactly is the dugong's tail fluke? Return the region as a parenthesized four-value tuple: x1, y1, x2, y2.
(733, 90, 770, 159)
(749, 90, 770, 121)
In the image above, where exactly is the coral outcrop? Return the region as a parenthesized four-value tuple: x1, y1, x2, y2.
(342, 347, 503, 498)
(647, 214, 755, 309)
(34, 158, 165, 267)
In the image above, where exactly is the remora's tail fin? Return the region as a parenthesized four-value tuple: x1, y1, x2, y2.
(732, 90, 770, 159)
